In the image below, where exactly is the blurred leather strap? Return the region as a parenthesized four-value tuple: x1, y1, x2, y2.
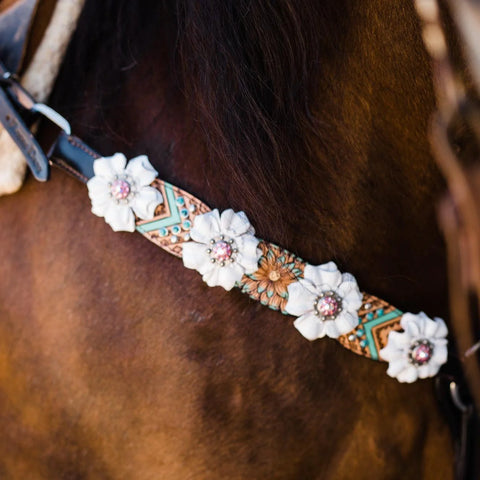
(0, 0, 42, 74)
(48, 131, 99, 182)
(416, 0, 480, 478)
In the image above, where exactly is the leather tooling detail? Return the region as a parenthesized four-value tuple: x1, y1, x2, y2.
(136, 179, 211, 257)
(238, 242, 305, 314)
(337, 294, 403, 360)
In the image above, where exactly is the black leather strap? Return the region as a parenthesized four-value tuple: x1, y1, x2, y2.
(0, 85, 49, 180)
(0, 0, 39, 73)
(49, 131, 99, 183)
(0, 59, 50, 180)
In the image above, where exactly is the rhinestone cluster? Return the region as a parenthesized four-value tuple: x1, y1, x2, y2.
(109, 175, 136, 204)
(313, 291, 343, 321)
(207, 235, 238, 267)
(408, 339, 434, 366)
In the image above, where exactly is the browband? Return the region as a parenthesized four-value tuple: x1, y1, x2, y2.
(49, 134, 413, 356)
(0, 60, 449, 383)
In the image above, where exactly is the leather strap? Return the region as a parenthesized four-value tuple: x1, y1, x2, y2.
(0, 0, 39, 73)
(415, 2, 480, 478)
(0, 3, 473, 479)
(45, 128, 408, 361)
(0, 59, 50, 180)
(0, 58, 432, 364)
(436, 373, 480, 480)
(49, 131, 99, 182)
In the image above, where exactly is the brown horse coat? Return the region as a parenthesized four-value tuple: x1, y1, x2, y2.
(0, 0, 454, 478)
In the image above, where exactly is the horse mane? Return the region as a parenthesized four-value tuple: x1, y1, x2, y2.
(0, 2, 458, 477)
(62, 0, 355, 245)
(55, 0, 447, 314)
(175, 0, 342, 229)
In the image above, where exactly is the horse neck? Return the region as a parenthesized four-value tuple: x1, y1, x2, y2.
(48, 0, 447, 316)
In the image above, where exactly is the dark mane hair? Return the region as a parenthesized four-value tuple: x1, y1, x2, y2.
(1, 2, 457, 476)
(60, 0, 353, 244)
(175, 0, 347, 229)
(55, 0, 446, 314)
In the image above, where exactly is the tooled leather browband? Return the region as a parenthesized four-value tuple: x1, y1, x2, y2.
(49, 133, 439, 365)
(0, 65, 449, 383)
(49, 132, 404, 361)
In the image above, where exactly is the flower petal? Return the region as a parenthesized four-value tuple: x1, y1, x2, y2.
(424, 316, 440, 338)
(405, 319, 421, 338)
(379, 342, 403, 362)
(285, 281, 316, 316)
(92, 156, 113, 179)
(87, 176, 109, 197)
(334, 311, 359, 335)
(201, 267, 220, 288)
(87, 177, 112, 217)
(110, 153, 128, 174)
(131, 186, 163, 220)
(202, 262, 244, 290)
(236, 234, 261, 273)
(386, 330, 411, 350)
(341, 288, 363, 313)
(386, 358, 408, 378)
(90, 197, 111, 217)
(217, 262, 245, 290)
(339, 274, 362, 304)
(294, 313, 324, 340)
(182, 242, 212, 274)
(425, 362, 441, 378)
(125, 155, 158, 186)
(324, 320, 341, 338)
(93, 153, 127, 178)
(220, 209, 255, 236)
(397, 365, 419, 383)
(104, 204, 136, 232)
(190, 210, 221, 243)
(433, 317, 448, 339)
(400, 312, 421, 331)
(417, 364, 432, 379)
(431, 343, 448, 366)
(304, 262, 342, 289)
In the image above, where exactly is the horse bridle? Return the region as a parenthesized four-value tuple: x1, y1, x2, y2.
(0, 0, 479, 478)
(412, 0, 480, 478)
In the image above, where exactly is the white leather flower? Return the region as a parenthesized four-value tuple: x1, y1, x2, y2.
(182, 209, 261, 291)
(87, 153, 163, 232)
(285, 262, 363, 340)
(379, 312, 448, 383)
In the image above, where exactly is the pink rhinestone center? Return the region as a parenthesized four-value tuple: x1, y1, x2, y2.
(211, 241, 232, 262)
(412, 343, 433, 365)
(318, 295, 339, 317)
(110, 179, 131, 200)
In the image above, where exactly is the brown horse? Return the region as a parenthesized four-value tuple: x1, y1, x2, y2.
(0, 0, 457, 478)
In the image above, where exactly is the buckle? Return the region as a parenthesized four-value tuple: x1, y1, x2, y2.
(0, 62, 52, 181)
(31, 103, 71, 135)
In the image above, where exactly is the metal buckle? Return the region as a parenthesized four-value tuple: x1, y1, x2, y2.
(31, 103, 71, 135)
(0, 63, 51, 181)
(0, 70, 71, 134)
